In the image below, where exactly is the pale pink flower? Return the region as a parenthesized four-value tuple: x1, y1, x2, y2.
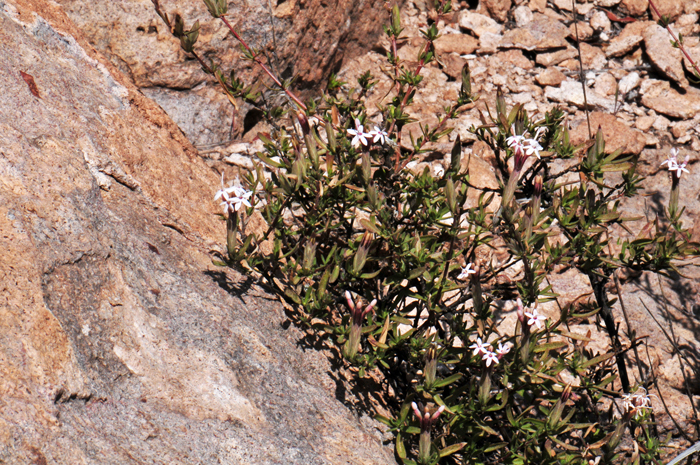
(482, 350, 499, 367)
(458, 263, 476, 280)
(524, 308, 547, 330)
(469, 337, 491, 357)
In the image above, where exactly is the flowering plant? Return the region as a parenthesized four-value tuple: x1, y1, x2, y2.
(152, 1, 699, 463)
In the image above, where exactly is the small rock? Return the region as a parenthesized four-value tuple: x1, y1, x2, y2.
(561, 43, 607, 70)
(482, 0, 513, 22)
(492, 49, 535, 70)
(643, 24, 688, 87)
(536, 67, 567, 86)
(621, 0, 649, 16)
(529, 0, 547, 13)
(653, 115, 671, 131)
(499, 13, 571, 51)
(590, 10, 612, 32)
(605, 34, 643, 57)
(545, 80, 616, 112)
(569, 21, 595, 42)
(649, 0, 684, 22)
(459, 11, 503, 37)
(671, 120, 694, 139)
(479, 32, 504, 54)
(595, 73, 618, 96)
(551, 0, 572, 11)
(435, 34, 480, 55)
(595, 0, 621, 6)
(642, 88, 700, 119)
(639, 78, 670, 98)
(635, 115, 656, 131)
(536, 47, 578, 66)
(681, 44, 700, 76)
(440, 53, 467, 79)
(618, 72, 641, 94)
(569, 112, 646, 154)
(514, 6, 534, 27)
(685, 0, 700, 13)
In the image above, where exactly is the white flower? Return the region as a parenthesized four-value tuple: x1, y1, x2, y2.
(482, 350, 499, 367)
(347, 119, 369, 147)
(662, 148, 690, 179)
(661, 148, 679, 170)
(524, 308, 547, 330)
(458, 263, 476, 280)
(496, 342, 511, 356)
(469, 337, 491, 357)
(370, 126, 389, 145)
(214, 173, 252, 213)
(621, 387, 654, 420)
(507, 125, 546, 159)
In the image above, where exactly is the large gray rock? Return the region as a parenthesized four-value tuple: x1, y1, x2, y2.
(0, 0, 394, 462)
(53, 0, 392, 147)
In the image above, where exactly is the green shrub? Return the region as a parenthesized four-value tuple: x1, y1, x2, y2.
(154, 1, 698, 463)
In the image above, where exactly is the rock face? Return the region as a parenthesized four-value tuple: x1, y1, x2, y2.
(0, 1, 394, 463)
(53, 0, 392, 147)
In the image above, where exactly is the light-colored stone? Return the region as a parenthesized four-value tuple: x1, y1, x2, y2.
(639, 78, 670, 98)
(568, 112, 646, 154)
(643, 24, 688, 87)
(635, 115, 656, 131)
(529, 0, 547, 13)
(545, 80, 616, 112)
(621, 0, 649, 15)
(459, 11, 503, 37)
(653, 115, 672, 131)
(595, 0, 621, 6)
(536, 47, 577, 66)
(671, 120, 695, 139)
(514, 5, 534, 27)
(569, 21, 595, 42)
(642, 87, 700, 119)
(618, 72, 641, 94)
(499, 13, 570, 51)
(479, 32, 504, 54)
(552, 0, 573, 11)
(685, 0, 700, 13)
(482, 0, 513, 22)
(590, 10, 612, 31)
(648, 0, 684, 21)
(536, 67, 567, 86)
(435, 34, 480, 55)
(605, 34, 644, 57)
(595, 73, 618, 96)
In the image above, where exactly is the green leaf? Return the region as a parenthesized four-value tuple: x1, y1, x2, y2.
(432, 373, 462, 388)
(533, 341, 568, 353)
(439, 442, 467, 457)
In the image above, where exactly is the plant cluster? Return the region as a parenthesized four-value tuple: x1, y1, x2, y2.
(152, 1, 699, 463)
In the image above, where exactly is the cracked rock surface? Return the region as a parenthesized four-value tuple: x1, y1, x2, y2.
(0, 1, 394, 463)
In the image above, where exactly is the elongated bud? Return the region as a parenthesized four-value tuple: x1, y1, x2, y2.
(297, 111, 310, 135)
(450, 135, 462, 173)
(460, 63, 472, 100)
(302, 240, 316, 271)
(361, 152, 371, 185)
(391, 5, 401, 34)
(424, 345, 438, 389)
(446, 178, 456, 213)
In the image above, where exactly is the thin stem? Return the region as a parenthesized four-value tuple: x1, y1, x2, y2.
(648, 0, 700, 78)
(219, 16, 307, 111)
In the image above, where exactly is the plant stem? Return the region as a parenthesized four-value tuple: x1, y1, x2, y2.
(219, 16, 307, 111)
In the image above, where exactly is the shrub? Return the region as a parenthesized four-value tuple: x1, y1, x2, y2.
(154, 1, 698, 463)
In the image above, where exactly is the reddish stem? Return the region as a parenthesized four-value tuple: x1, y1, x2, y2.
(219, 16, 307, 111)
(647, 0, 700, 78)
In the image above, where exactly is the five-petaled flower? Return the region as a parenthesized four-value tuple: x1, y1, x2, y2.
(482, 350, 499, 367)
(621, 387, 654, 420)
(214, 173, 253, 213)
(347, 119, 370, 148)
(524, 308, 547, 330)
(507, 125, 546, 160)
(458, 263, 476, 280)
(661, 148, 690, 179)
(496, 342, 511, 357)
(469, 337, 491, 357)
(370, 126, 389, 145)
